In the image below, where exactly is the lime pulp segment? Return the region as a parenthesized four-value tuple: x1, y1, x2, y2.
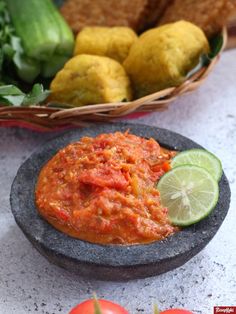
(171, 149, 222, 182)
(157, 165, 219, 226)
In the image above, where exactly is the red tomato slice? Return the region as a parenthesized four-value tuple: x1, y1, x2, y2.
(161, 309, 193, 314)
(69, 299, 129, 314)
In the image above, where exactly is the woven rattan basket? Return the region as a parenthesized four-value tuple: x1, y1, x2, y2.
(0, 28, 227, 131)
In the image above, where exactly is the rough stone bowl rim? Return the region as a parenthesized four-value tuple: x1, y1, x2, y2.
(10, 122, 231, 268)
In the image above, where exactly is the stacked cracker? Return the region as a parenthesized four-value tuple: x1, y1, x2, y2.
(61, 0, 236, 38)
(60, 0, 170, 33)
(159, 0, 236, 38)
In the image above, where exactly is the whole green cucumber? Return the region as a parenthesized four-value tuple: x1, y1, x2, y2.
(5, 0, 74, 62)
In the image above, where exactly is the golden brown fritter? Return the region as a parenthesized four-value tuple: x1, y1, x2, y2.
(74, 27, 138, 63)
(159, 0, 236, 38)
(50, 54, 132, 106)
(123, 21, 209, 98)
(60, 0, 171, 33)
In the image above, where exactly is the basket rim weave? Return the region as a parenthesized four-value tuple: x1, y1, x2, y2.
(0, 28, 227, 130)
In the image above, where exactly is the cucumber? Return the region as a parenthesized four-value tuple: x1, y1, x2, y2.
(41, 55, 68, 78)
(5, 0, 74, 63)
(13, 53, 41, 83)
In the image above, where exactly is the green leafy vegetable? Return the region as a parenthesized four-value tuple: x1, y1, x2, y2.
(208, 33, 224, 59)
(41, 55, 68, 78)
(0, 83, 49, 106)
(187, 33, 224, 79)
(13, 53, 41, 83)
(0, 84, 24, 106)
(23, 84, 50, 106)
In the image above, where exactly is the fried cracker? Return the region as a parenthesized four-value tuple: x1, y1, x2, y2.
(159, 0, 236, 37)
(60, 0, 170, 33)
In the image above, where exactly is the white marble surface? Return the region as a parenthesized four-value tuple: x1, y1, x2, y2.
(0, 50, 236, 314)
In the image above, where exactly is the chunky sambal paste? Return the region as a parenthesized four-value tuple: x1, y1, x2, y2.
(35, 131, 177, 244)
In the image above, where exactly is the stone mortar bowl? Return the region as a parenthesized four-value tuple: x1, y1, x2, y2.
(10, 123, 231, 281)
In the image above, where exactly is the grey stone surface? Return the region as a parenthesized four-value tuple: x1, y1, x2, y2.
(10, 124, 230, 281)
(1, 49, 236, 312)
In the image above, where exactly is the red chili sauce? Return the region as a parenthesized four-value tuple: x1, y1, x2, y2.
(35, 131, 178, 244)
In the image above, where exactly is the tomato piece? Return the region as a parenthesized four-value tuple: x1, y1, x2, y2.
(69, 299, 129, 314)
(78, 166, 128, 189)
(162, 161, 171, 172)
(161, 309, 193, 314)
(56, 209, 70, 221)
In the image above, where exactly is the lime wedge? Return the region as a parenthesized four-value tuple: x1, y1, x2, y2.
(171, 149, 222, 182)
(157, 165, 219, 226)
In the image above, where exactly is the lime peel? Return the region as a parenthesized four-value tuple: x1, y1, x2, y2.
(171, 148, 222, 182)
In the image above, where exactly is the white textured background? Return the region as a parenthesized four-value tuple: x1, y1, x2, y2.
(0, 50, 236, 314)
